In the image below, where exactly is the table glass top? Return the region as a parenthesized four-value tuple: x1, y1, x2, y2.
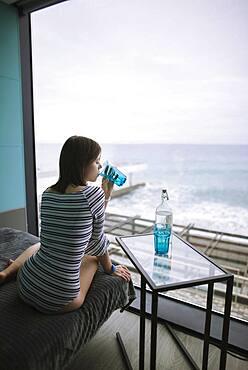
(119, 234, 225, 287)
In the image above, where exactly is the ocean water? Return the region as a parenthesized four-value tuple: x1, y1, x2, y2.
(36, 143, 248, 236)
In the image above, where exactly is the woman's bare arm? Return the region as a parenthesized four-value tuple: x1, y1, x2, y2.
(97, 251, 131, 282)
(101, 177, 114, 208)
(97, 251, 112, 273)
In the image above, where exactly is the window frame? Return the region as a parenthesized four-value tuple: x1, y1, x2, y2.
(18, 0, 248, 359)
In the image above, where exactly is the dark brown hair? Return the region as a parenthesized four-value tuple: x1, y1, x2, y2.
(51, 135, 101, 193)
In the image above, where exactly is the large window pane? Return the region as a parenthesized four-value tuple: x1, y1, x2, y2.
(32, 0, 248, 321)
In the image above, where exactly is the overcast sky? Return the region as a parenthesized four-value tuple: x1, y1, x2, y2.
(31, 0, 248, 144)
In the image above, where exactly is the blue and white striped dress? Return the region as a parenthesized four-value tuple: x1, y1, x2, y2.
(17, 185, 109, 313)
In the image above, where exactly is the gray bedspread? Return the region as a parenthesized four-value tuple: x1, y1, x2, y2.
(0, 228, 136, 370)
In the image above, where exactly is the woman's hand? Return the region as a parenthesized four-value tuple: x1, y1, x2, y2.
(112, 265, 131, 282)
(101, 177, 114, 201)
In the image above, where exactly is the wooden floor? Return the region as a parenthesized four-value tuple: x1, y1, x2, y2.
(69, 310, 247, 370)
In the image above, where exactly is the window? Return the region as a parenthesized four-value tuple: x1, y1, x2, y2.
(32, 0, 248, 321)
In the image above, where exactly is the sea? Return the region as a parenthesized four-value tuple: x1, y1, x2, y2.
(36, 143, 248, 237)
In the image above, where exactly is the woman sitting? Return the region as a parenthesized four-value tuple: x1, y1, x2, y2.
(0, 135, 131, 314)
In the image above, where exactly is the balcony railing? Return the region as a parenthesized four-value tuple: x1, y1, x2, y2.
(105, 212, 248, 320)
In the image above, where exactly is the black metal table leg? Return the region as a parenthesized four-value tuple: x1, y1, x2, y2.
(202, 282, 214, 370)
(116, 332, 133, 370)
(166, 323, 200, 370)
(219, 276, 233, 370)
(150, 291, 158, 370)
(139, 276, 146, 370)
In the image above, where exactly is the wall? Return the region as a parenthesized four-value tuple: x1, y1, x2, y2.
(0, 3, 27, 230)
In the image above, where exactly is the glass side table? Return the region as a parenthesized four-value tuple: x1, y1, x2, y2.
(116, 233, 233, 370)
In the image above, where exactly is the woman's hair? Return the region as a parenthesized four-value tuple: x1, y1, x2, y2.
(51, 135, 101, 193)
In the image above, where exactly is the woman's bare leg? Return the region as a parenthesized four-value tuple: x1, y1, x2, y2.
(0, 243, 40, 284)
(61, 255, 99, 313)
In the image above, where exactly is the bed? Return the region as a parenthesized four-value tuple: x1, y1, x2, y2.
(0, 227, 136, 370)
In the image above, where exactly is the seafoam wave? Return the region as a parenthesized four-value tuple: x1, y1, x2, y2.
(109, 183, 248, 236)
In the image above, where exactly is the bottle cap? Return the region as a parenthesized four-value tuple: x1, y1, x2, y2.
(162, 189, 169, 200)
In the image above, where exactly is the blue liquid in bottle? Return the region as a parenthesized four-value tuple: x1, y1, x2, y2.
(154, 224, 171, 256)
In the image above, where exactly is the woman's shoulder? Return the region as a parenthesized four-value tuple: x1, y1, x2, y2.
(43, 186, 91, 196)
(84, 186, 105, 214)
(42, 186, 104, 201)
(42, 187, 64, 197)
(84, 185, 104, 198)
(44, 187, 59, 194)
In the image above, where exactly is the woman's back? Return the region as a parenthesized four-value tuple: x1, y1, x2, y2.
(17, 186, 108, 313)
(40, 188, 93, 265)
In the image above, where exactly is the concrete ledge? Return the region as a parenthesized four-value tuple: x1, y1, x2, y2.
(112, 182, 146, 198)
(0, 208, 27, 231)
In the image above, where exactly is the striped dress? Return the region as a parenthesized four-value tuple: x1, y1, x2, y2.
(17, 185, 109, 313)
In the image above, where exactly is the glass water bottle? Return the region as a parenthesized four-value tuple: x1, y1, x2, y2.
(154, 189, 173, 256)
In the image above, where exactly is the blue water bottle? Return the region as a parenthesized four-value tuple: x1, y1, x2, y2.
(99, 161, 127, 187)
(154, 189, 173, 256)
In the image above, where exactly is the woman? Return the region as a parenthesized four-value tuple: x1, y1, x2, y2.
(0, 135, 131, 313)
